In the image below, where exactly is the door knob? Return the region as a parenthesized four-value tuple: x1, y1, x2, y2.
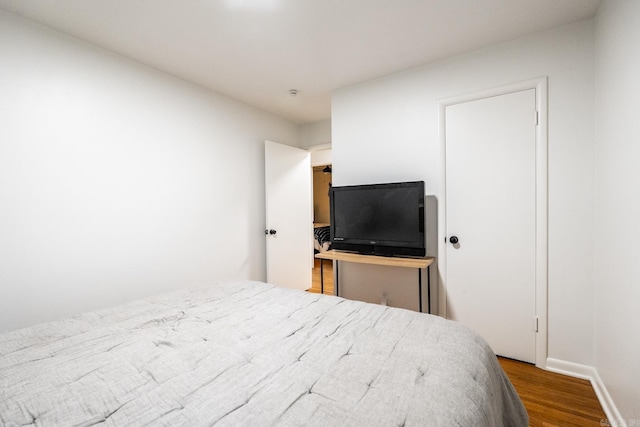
(269, 229, 277, 235)
(449, 236, 459, 244)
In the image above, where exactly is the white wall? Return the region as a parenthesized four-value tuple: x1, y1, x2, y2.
(332, 20, 596, 366)
(299, 119, 331, 149)
(0, 10, 299, 333)
(594, 0, 640, 421)
(310, 149, 332, 167)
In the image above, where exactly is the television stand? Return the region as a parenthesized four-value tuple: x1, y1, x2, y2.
(315, 250, 435, 313)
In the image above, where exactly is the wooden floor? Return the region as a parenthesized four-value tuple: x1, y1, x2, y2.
(499, 357, 606, 427)
(309, 260, 606, 426)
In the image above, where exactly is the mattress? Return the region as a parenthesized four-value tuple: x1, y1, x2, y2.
(0, 280, 527, 426)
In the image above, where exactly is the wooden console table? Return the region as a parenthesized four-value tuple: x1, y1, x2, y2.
(315, 250, 435, 313)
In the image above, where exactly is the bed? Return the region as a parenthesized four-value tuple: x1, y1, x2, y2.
(0, 280, 527, 426)
(313, 225, 331, 253)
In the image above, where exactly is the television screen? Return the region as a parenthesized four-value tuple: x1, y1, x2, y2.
(330, 181, 425, 257)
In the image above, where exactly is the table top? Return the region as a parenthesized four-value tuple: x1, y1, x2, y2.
(315, 250, 434, 269)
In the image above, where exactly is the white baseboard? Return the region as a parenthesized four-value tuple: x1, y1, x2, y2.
(546, 358, 626, 427)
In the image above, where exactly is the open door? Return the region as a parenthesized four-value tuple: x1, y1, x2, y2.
(265, 140, 312, 290)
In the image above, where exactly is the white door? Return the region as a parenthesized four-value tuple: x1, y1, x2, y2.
(265, 140, 312, 291)
(445, 89, 537, 363)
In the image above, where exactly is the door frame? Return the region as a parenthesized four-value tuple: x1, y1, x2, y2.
(265, 142, 332, 290)
(438, 77, 548, 369)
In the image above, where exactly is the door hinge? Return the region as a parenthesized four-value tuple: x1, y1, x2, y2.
(535, 111, 539, 126)
(534, 316, 539, 333)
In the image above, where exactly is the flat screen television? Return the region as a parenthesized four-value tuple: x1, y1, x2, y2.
(330, 181, 425, 257)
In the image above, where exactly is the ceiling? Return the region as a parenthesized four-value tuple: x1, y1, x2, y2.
(0, 0, 601, 124)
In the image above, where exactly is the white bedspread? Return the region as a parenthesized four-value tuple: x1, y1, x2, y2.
(0, 280, 527, 426)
